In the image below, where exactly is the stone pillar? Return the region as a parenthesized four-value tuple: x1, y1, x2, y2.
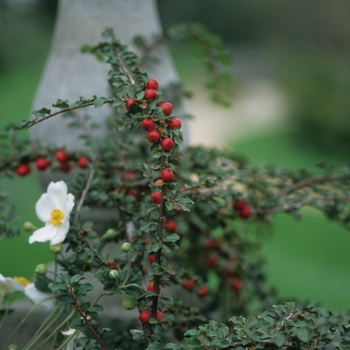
(31, 0, 186, 187)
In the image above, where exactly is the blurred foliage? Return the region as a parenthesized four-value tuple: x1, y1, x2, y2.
(281, 53, 350, 157)
(0, 0, 57, 74)
(158, 0, 350, 158)
(157, 0, 350, 48)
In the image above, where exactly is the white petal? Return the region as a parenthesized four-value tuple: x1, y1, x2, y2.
(29, 225, 58, 244)
(46, 181, 68, 209)
(24, 283, 55, 310)
(0, 274, 24, 293)
(66, 193, 75, 215)
(35, 193, 56, 223)
(61, 328, 77, 336)
(49, 221, 69, 245)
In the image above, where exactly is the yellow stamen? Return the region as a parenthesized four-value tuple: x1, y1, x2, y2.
(50, 209, 64, 225)
(13, 276, 30, 287)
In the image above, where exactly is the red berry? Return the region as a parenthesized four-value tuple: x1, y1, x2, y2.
(35, 157, 50, 171)
(60, 161, 71, 173)
(15, 164, 31, 177)
(161, 169, 174, 181)
(106, 262, 118, 269)
(127, 188, 139, 199)
(125, 98, 137, 110)
(139, 310, 152, 323)
(147, 129, 161, 143)
(124, 172, 135, 181)
(168, 118, 182, 129)
(206, 255, 219, 268)
(148, 254, 157, 265)
(182, 278, 195, 291)
(147, 282, 161, 294)
(164, 219, 176, 232)
(230, 278, 243, 292)
(77, 156, 89, 169)
(161, 138, 175, 152)
(224, 267, 236, 278)
(159, 102, 172, 116)
(238, 206, 252, 219)
(141, 117, 155, 132)
(233, 199, 246, 211)
(156, 311, 164, 322)
(55, 150, 69, 163)
(196, 286, 209, 298)
(204, 239, 216, 250)
(146, 78, 159, 90)
(151, 192, 162, 204)
(144, 89, 158, 100)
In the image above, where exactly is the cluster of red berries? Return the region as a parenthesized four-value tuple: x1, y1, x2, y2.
(15, 150, 90, 177)
(233, 199, 252, 219)
(125, 78, 182, 184)
(139, 309, 164, 323)
(182, 277, 209, 299)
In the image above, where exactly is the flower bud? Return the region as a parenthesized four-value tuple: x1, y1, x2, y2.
(50, 243, 63, 254)
(121, 242, 131, 253)
(35, 263, 47, 275)
(102, 228, 117, 239)
(8, 345, 18, 350)
(23, 221, 35, 232)
(122, 296, 137, 310)
(109, 269, 119, 279)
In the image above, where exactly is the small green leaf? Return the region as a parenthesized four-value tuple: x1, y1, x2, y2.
(70, 317, 86, 331)
(86, 306, 103, 315)
(163, 233, 180, 243)
(52, 99, 69, 108)
(58, 272, 70, 283)
(130, 329, 144, 340)
(57, 293, 75, 304)
(112, 99, 125, 107)
(70, 274, 85, 285)
(50, 282, 68, 292)
(76, 283, 94, 296)
(94, 97, 110, 108)
(97, 327, 111, 334)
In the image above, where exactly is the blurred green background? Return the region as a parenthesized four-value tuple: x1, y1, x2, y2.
(0, 0, 350, 311)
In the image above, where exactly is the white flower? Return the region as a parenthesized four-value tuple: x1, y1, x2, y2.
(29, 181, 75, 245)
(23, 283, 55, 310)
(61, 329, 85, 350)
(0, 274, 26, 294)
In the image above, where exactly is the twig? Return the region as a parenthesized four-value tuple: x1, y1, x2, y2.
(75, 155, 101, 220)
(71, 109, 94, 138)
(25, 101, 97, 129)
(138, 33, 167, 65)
(68, 284, 108, 350)
(116, 50, 135, 85)
(281, 174, 350, 196)
(151, 185, 166, 318)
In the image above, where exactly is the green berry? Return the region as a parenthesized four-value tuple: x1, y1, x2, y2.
(121, 242, 131, 253)
(23, 221, 35, 232)
(104, 228, 117, 239)
(35, 263, 47, 275)
(50, 243, 63, 254)
(109, 269, 119, 279)
(122, 296, 137, 310)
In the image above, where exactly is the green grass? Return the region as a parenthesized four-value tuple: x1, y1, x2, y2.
(232, 131, 350, 311)
(0, 62, 52, 280)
